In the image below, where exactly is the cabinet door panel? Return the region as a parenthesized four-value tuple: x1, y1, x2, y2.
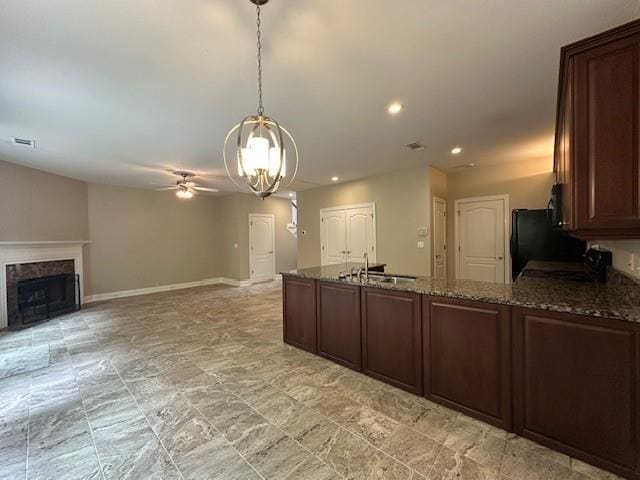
(317, 282, 361, 371)
(346, 207, 375, 264)
(513, 308, 637, 473)
(423, 296, 511, 429)
(362, 288, 422, 395)
(283, 277, 316, 353)
(575, 34, 640, 231)
(321, 210, 346, 265)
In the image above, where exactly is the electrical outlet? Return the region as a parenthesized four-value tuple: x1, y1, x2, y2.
(417, 241, 425, 248)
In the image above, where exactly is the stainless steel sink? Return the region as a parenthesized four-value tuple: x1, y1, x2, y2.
(367, 274, 417, 284)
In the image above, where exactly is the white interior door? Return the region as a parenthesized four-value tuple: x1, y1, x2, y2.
(345, 206, 375, 263)
(456, 197, 507, 284)
(321, 210, 346, 265)
(249, 214, 275, 283)
(432, 197, 447, 279)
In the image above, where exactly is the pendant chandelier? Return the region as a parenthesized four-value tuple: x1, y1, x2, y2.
(223, 0, 299, 199)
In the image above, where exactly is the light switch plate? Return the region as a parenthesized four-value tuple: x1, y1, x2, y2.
(417, 241, 425, 248)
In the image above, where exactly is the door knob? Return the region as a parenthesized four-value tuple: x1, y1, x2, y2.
(496, 256, 503, 260)
(268, 251, 273, 254)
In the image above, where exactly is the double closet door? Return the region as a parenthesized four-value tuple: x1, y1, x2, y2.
(321, 204, 376, 266)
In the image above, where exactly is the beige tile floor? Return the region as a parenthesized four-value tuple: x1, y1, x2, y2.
(0, 281, 622, 480)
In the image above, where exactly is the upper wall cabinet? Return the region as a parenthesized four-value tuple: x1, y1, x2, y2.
(555, 20, 640, 238)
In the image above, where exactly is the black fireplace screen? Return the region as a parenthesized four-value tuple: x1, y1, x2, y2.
(17, 273, 81, 324)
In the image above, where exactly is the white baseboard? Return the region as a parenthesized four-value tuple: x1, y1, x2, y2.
(83, 277, 254, 304)
(218, 277, 252, 288)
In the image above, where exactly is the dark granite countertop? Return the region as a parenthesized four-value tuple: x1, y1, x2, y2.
(282, 263, 640, 324)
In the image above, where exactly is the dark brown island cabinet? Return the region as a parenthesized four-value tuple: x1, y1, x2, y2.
(282, 276, 317, 353)
(423, 296, 512, 430)
(513, 308, 639, 477)
(362, 287, 422, 395)
(282, 275, 640, 479)
(555, 19, 640, 238)
(317, 281, 362, 371)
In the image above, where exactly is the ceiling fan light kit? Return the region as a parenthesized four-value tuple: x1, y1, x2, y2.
(156, 171, 218, 199)
(223, 0, 299, 199)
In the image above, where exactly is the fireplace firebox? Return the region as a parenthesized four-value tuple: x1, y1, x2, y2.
(16, 273, 80, 326)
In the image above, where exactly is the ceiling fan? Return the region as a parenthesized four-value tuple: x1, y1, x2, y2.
(156, 171, 218, 199)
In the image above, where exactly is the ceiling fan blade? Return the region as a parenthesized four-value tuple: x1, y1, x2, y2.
(193, 187, 219, 192)
(155, 187, 177, 191)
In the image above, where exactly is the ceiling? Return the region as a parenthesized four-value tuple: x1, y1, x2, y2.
(1, 0, 639, 193)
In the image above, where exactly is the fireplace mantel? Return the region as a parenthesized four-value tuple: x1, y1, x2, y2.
(0, 241, 89, 329)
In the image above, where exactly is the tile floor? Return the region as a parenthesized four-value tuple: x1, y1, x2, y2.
(0, 281, 622, 480)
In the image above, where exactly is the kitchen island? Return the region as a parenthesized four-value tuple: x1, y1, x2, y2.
(281, 264, 640, 479)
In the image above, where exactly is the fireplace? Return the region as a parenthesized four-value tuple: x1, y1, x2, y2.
(5, 259, 80, 328)
(0, 241, 87, 329)
(16, 273, 80, 326)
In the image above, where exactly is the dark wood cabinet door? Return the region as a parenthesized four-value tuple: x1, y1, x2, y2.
(423, 296, 511, 430)
(282, 276, 316, 353)
(361, 288, 422, 395)
(513, 307, 638, 475)
(558, 57, 576, 230)
(317, 281, 361, 371)
(573, 29, 640, 235)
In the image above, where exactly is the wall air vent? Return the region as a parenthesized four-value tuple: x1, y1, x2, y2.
(10, 137, 35, 148)
(404, 141, 425, 151)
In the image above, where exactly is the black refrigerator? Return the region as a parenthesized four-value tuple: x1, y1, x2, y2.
(510, 209, 586, 280)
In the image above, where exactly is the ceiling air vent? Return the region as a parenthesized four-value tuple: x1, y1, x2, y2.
(10, 137, 35, 148)
(404, 141, 425, 151)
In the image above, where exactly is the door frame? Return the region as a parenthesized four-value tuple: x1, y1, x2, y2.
(320, 202, 377, 266)
(454, 195, 510, 284)
(432, 196, 447, 278)
(249, 213, 276, 283)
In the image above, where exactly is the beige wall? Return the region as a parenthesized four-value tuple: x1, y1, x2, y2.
(87, 184, 223, 295)
(0, 159, 89, 241)
(297, 166, 431, 276)
(0, 159, 92, 294)
(446, 157, 554, 278)
(218, 193, 297, 280)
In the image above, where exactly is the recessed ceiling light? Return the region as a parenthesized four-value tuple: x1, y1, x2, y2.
(288, 193, 294, 197)
(451, 146, 463, 155)
(387, 102, 404, 115)
(331, 176, 339, 182)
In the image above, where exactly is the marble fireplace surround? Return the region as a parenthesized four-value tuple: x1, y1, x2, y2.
(0, 241, 88, 329)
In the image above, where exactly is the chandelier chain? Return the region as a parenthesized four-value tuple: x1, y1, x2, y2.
(256, 4, 264, 115)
